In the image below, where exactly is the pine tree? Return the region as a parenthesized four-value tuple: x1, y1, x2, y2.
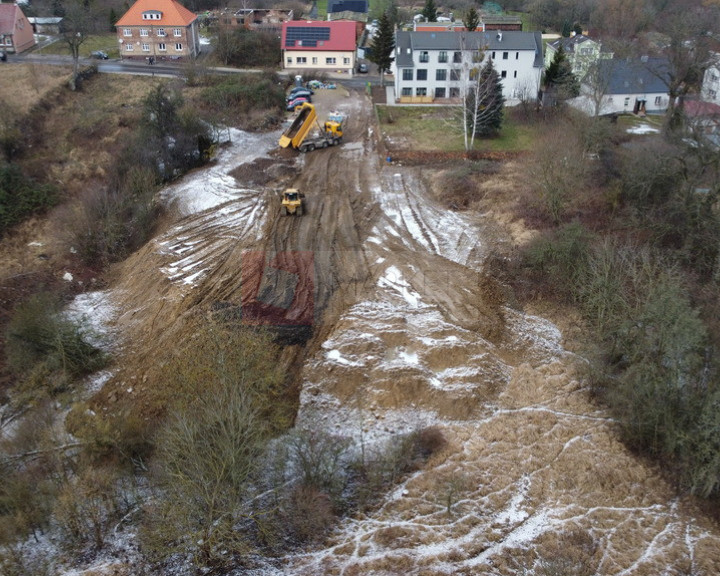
(421, 0, 438, 22)
(544, 44, 580, 102)
(467, 58, 504, 138)
(369, 12, 395, 86)
(464, 7, 480, 31)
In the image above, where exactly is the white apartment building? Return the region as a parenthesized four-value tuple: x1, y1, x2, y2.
(701, 55, 720, 104)
(393, 30, 544, 104)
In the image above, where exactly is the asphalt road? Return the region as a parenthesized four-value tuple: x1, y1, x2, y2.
(2, 51, 383, 88)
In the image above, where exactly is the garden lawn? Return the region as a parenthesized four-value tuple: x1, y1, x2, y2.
(377, 105, 537, 152)
(37, 34, 120, 58)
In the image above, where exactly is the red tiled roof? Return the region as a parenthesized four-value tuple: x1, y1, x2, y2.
(116, 0, 196, 27)
(0, 4, 21, 35)
(282, 20, 356, 51)
(684, 99, 720, 117)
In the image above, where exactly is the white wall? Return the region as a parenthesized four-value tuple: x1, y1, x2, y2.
(394, 45, 541, 102)
(283, 49, 355, 72)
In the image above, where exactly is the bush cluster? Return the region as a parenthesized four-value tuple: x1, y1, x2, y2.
(0, 163, 56, 236)
(516, 107, 720, 499)
(199, 73, 286, 128)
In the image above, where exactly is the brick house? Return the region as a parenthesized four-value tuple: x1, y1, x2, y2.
(0, 3, 36, 54)
(115, 0, 200, 61)
(282, 20, 357, 74)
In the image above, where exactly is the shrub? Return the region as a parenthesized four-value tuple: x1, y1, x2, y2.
(63, 166, 159, 267)
(140, 322, 287, 569)
(438, 161, 500, 209)
(523, 222, 593, 301)
(226, 30, 281, 69)
(0, 163, 56, 236)
(53, 467, 130, 552)
(200, 73, 285, 122)
(5, 293, 106, 392)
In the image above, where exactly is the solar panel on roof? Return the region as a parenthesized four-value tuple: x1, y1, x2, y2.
(285, 26, 331, 47)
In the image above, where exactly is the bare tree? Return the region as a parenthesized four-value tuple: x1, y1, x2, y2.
(646, 7, 720, 130)
(582, 59, 614, 117)
(451, 34, 504, 151)
(59, 2, 96, 90)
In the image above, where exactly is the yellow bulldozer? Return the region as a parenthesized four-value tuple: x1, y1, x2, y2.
(281, 188, 305, 216)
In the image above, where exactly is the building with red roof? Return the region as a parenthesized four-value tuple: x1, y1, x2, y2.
(115, 0, 199, 61)
(282, 20, 357, 75)
(0, 3, 35, 54)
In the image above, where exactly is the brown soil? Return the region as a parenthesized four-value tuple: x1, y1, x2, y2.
(4, 69, 720, 575)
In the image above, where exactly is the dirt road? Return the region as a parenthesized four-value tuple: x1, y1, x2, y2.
(101, 87, 720, 574)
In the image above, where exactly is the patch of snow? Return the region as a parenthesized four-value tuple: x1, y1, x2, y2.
(63, 271, 73, 282)
(378, 265, 423, 307)
(627, 124, 660, 134)
(64, 291, 117, 350)
(160, 128, 280, 216)
(326, 349, 364, 367)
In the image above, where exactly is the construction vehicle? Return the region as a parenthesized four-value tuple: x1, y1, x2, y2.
(281, 188, 305, 216)
(279, 103, 346, 153)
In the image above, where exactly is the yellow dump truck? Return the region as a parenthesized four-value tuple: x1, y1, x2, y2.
(279, 103, 346, 153)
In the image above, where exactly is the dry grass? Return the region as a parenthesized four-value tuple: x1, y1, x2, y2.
(0, 64, 71, 114)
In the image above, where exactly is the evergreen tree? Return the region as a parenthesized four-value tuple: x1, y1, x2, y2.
(369, 12, 395, 86)
(421, 0, 437, 22)
(109, 8, 117, 33)
(386, 0, 399, 28)
(544, 44, 580, 102)
(464, 7, 480, 31)
(467, 58, 504, 137)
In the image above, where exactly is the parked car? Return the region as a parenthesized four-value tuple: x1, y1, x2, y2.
(357, 62, 369, 73)
(286, 97, 308, 111)
(287, 90, 312, 103)
(289, 86, 314, 98)
(91, 50, 109, 59)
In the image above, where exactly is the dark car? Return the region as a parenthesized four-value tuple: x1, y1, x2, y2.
(289, 87, 314, 98)
(357, 62, 369, 73)
(286, 97, 308, 111)
(90, 50, 109, 60)
(287, 90, 312, 102)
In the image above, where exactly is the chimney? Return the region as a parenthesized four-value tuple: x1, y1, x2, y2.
(496, 30, 502, 42)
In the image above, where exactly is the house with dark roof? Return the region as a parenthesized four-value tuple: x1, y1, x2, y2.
(327, 0, 368, 22)
(393, 30, 543, 103)
(544, 33, 612, 80)
(282, 20, 357, 74)
(414, 14, 522, 32)
(573, 57, 671, 115)
(0, 3, 35, 54)
(115, 0, 200, 61)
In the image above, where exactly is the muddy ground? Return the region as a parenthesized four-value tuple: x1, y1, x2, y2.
(91, 86, 720, 574)
(4, 78, 720, 574)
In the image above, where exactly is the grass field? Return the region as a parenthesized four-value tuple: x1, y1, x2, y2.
(376, 105, 538, 152)
(36, 34, 121, 59)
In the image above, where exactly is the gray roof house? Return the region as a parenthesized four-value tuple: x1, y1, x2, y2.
(572, 57, 671, 116)
(392, 30, 543, 104)
(544, 33, 612, 80)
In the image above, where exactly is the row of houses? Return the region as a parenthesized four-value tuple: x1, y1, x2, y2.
(4, 0, 719, 122)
